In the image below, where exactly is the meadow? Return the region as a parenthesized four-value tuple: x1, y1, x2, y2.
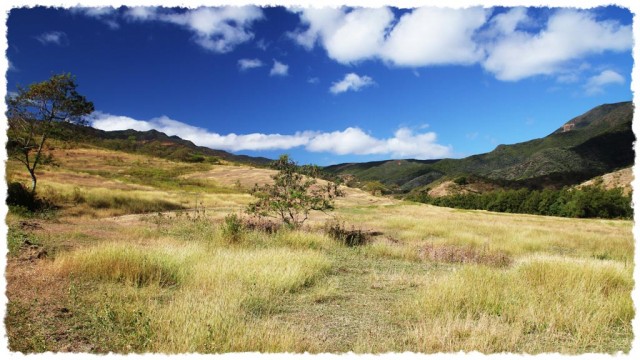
(4, 145, 634, 354)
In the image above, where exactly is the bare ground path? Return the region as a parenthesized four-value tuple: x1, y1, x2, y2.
(271, 248, 439, 353)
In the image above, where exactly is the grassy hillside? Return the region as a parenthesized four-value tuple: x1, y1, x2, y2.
(51, 122, 273, 166)
(326, 101, 634, 192)
(4, 140, 634, 354)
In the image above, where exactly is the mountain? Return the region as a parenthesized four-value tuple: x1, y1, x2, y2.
(325, 101, 634, 192)
(51, 123, 273, 166)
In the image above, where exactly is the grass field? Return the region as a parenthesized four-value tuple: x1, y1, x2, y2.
(4, 146, 634, 354)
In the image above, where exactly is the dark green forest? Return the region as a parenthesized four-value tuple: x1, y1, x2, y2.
(408, 185, 632, 219)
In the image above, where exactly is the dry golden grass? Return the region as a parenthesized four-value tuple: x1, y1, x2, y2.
(401, 255, 633, 353)
(5, 146, 634, 354)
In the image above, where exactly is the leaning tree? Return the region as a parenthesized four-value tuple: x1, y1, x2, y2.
(7, 73, 94, 194)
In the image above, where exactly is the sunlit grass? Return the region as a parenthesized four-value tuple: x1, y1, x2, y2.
(51, 233, 331, 353)
(400, 255, 634, 353)
(5, 149, 634, 354)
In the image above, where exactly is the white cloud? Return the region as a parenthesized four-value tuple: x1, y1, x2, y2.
(291, 7, 394, 64)
(380, 7, 487, 67)
(72, 7, 119, 29)
(160, 6, 264, 53)
(124, 7, 158, 22)
(238, 58, 263, 71)
(122, 6, 264, 52)
(307, 127, 452, 159)
(270, 60, 289, 76)
(306, 127, 382, 155)
(486, 7, 530, 36)
(91, 111, 310, 151)
(330, 73, 374, 94)
(290, 7, 485, 67)
(35, 31, 68, 45)
(290, 7, 631, 82)
(483, 9, 632, 81)
(91, 111, 451, 159)
(584, 70, 625, 95)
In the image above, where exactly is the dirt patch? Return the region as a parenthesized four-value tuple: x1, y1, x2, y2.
(5, 257, 81, 352)
(578, 167, 633, 195)
(428, 180, 501, 198)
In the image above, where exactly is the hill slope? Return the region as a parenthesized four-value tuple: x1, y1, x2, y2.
(326, 101, 634, 192)
(52, 122, 273, 166)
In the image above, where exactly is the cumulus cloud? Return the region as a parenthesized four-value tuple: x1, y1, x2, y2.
(329, 73, 374, 94)
(290, 7, 631, 83)
(270, 60, 289, 76)
(380, 7, 487, 67)
(35, 31, 68, 46)
(91, 111, 451, 159)
(584, 70, 625, 95)
(483, 9, 632, 81)
(290, 7, 393, 64)
(307, 127, 452, 158)
(289, 7, 485, 66)
(238, 58, 263, 71)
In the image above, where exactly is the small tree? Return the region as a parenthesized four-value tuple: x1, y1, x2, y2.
(247, 155, 343, 228)
(7, 73, 94, 194)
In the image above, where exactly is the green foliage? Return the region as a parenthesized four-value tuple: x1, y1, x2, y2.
(453, 176, 468, 185)
(324, 102, 633, 193)
(411, 185, 632, 219)
(363, 180, 388, 196)
(6, 228, 40, 256)
(247, 155, 343, 228)
(221, 213, 245, 243)
(6, 182, 42, 211)
(7, 73, 94, 194)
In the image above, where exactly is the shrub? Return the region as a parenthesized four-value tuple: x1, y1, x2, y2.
(242, 216, 281, 234)
(221, 213, 245, 243)
(247, 155, 343, 228)
(325, 219, 369, 247)
(6, 182, 44, 212)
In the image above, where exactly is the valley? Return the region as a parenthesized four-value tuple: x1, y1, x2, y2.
(4, 136, 634, 353)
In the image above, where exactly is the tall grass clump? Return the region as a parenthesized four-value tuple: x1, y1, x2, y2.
(401, 255, 633, 353)
(55, 244, 187, 288)
(150, 247, 331, 353)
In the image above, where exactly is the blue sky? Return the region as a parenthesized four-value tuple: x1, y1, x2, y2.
(5, 5, 633, 165)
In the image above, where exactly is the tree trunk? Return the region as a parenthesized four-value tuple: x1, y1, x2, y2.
(29, 168, 37, 195)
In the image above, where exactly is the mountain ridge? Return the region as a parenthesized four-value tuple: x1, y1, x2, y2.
(324, 101, 634, 192)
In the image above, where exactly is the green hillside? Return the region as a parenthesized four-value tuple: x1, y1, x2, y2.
(325, 101, 634, 192)
(50, 122, 273, 166)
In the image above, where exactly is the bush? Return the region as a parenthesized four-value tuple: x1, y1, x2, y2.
(6, 182, 44, 212)
(325, 219, 369, 247)
(242, 216, 281, 234)
(221, 213, 245, 243)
